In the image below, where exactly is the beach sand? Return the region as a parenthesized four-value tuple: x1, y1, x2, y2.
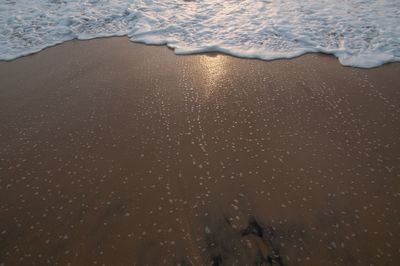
(0, 37, 399, 265)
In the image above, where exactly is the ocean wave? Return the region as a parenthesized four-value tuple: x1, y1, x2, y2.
(1, 0, 399, 68)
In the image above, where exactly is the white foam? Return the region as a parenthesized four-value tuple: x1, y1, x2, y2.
(1, 0, 399, 68)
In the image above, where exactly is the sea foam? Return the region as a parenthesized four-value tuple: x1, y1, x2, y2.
(1, 0, 399, 68)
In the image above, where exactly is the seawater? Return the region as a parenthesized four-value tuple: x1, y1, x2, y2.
(1, 0, 399, 68)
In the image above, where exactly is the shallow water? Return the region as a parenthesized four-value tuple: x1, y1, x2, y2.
(1, 0, 400, 67)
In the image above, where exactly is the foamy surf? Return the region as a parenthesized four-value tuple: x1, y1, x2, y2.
(1, 0, 399, 68)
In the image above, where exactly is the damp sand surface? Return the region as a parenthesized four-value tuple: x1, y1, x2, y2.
(0, 37, 400, 265)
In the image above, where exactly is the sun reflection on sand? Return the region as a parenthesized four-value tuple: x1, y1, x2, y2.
(199, 54, 227, 98)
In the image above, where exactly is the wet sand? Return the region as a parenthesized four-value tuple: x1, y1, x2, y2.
(0, 37, 399, 265)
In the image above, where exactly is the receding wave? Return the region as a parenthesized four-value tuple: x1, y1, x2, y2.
(1, 0, 399, 68)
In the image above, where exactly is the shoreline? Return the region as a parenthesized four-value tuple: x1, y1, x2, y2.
(1, 36, 399, 70)
(0, 37, 399, 265)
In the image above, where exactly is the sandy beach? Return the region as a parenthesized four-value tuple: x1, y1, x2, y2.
(0, 37, 399, 265)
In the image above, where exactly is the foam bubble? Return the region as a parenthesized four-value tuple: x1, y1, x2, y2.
(0, 0, 399, 68)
